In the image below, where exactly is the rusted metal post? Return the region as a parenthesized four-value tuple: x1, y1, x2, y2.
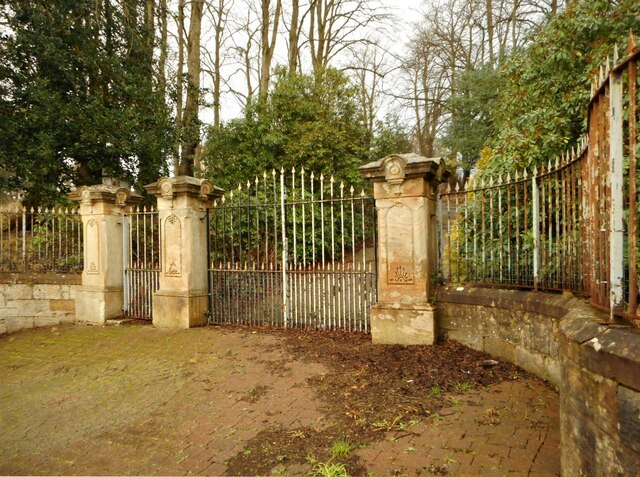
(532, 171, 540, 291)
(629, 40, 638, 315)
(609, 66, 624, 313)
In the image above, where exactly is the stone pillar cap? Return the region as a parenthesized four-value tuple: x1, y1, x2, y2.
(69, 184, 143, 207)
(144, 176, 224, 201)
(359, 153, 449, 184)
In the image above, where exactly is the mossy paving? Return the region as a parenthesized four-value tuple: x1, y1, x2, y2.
(0, 325, 559, 476)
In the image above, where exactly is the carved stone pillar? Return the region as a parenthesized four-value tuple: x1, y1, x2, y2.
(70, 184, 141, 325)
(360, 154, 448, 345)
(145, 176, 223, 329)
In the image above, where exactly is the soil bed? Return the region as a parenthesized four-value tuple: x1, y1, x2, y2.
(224, 327, 531, 476)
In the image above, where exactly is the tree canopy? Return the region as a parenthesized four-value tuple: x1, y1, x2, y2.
(478, 0, 640, 176)
(201, 67, 406, 191)
(0, 0, 172, 204)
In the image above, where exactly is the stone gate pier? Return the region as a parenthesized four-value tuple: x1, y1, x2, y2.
(360, 154, 448, 345)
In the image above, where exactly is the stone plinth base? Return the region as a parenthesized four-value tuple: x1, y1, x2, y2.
(75, 287, 123, 324)
(371, 301, 436, 345)
(152, 290, 208, 329)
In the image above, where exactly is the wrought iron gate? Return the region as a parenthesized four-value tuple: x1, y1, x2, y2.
(207, 168, 377, 332)
(123, 206, 161, 320)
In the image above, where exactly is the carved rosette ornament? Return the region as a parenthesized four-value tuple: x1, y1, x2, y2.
(383, 156, 408, 196)
(158, 177, 174, 199)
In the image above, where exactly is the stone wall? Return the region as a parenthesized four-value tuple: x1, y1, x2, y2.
(0, 273, 81, 335)
(436, 287, 572, 386)
(436, 286, 640, 475)
(560, 306, 640, 475)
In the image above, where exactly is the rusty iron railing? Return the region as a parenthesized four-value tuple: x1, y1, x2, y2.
(439, 33, 640, 323)
(0, 204, 83, 273)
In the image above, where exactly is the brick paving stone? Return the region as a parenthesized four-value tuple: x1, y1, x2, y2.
(0, 325, 560, 476)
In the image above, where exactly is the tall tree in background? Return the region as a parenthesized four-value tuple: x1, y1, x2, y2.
(202, 0, 232, 129)
(307, 0, 387, 77)
(258, 0, 282, 100)
(400, 0, 566, 173)
(179, 0, 204, 175)
(286, 0, 302, 73)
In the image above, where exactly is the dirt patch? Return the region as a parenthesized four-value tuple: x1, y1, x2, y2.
(243, 384, 270, 403)
(225, 426, 367, 477)
(224, 327, 530, 476)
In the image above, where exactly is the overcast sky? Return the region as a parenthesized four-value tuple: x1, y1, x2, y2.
(201, 0, 426, 124)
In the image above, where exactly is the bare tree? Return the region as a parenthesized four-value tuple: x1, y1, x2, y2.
(202, 0, 232, 129)
(226, 0, 260, 109)
(348, 42, 389, 149)
(258, 0, 282, 99)
(307, 0, 389, 76)
(284, 0, 308, 73)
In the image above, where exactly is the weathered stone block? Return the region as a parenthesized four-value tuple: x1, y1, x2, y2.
(444, 329, 483, 351)
(15, 300, 50, 317)
(5, 284, 33, 300)
(436, 308, 461, 331)
(0, 302, 18, 318)
(33, 315, 63, 328)
(370, 302, 436, 345)
(515, 345, 549, 382)
(68, 285, 80, 300)
(593, 426, 629, 477)
(50, 299, 75, 313)
(33, 284, 62, 300)
(153, 290, 208, 329)
(562, 354, 619, 438)
(617, 385, 640, 454)
(75, 288, 123, 324)
(546, 357, 561, 387)
(560, 404, 596, 477)
(5, 316, 33, 334)
(494, 310, 521, 343)
(0, 319, 7, 335)
(528, 314, 553, 355)
(483, 337, 516, 362)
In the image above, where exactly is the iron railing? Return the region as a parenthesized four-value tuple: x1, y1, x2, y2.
(439, 142, 587, 292)
(0, 204, 83, 273)
(439, 33, 640, 323)
(208, 168, 377, 331)
(123, 206, 160, 320)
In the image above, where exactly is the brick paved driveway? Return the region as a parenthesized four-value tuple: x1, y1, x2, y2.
(0, 325, 559, 476)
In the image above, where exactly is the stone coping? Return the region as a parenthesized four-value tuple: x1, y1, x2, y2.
(359, 153, 449, 183)
(0, 272, 82, 285)
(436, 286, 639, 392)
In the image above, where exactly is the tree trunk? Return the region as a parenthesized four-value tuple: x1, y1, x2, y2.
(288, 0, 299, 73)
(144, 0, 155, 80)
(158, 0, 168, 91)
(259, 0, 282, 100)
(486, 0, 494, 66)
(174, 0, 185, 174)
(212, 0, 226, 129)
(180, 0, 204, 176)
